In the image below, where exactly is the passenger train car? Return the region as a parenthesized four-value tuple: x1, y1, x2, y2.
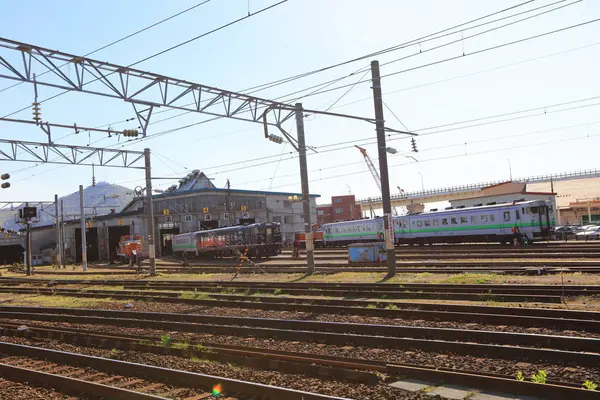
(172, 222, 282, 258)
(321, 200, 554, 246)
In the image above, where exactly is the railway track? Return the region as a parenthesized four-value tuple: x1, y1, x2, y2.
(0, 321, 597, 400)
(1, 284, 600, 331)
(0, 341, 343, 400)
(2, 306, 600, 367)
(0, 284, 567, 303)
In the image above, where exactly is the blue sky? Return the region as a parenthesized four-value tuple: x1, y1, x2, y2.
(0, 0, 599, 207)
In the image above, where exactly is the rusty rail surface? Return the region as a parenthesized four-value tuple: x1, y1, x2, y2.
(0, 341, 348, 400)
(1, 307, 600, 366)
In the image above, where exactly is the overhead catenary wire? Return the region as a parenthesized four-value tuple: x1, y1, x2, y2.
(0, 0, 214, 95)
(5, 2, 593, 184)
(291, 15, 600, 101)
(1, 0, 288, 120)
(102, 0, 592, 148)
(49, 0, 563, 144)
(13, 91, 600, 188)
(109, 96, 600, 188)
(267, 131, 600, 191)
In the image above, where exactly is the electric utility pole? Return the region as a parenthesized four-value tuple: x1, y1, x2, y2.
(371, 60, 396, 277)
(54, 194, 61, 268)
(60, 200, 65, 267)
(144, 148, 156, 276)
(295, 103, 315, 274)
(79, 185, 87, 272)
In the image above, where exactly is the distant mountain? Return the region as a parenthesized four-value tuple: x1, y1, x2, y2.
(1, 182, 134, 231)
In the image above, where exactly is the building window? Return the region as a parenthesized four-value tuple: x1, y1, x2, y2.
(335, 208, 343, 214)
(334, 198, 342, 203)
(283, 216, 290, 224)
(317, 210, 324, 216)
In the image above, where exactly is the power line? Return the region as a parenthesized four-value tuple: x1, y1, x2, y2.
(1, 0, 288, 120)
(297, 16, 600, 101)
(330, 40, 600, 112)
(65, 0, 553, 146)
(0, 0, 214, 96)
(4, 3, 590, 182)
(267, 131, 600, 191)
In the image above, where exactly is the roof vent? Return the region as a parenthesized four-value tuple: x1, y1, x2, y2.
(429, 208, 438, 212)
(457, 205, 465, 209)
(486, 202, 497, 205)
(474, 203, 483, 207)
(445, 207, 453, 210)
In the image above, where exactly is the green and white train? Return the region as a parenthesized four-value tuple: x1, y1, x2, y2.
(321, 200, 554, 246)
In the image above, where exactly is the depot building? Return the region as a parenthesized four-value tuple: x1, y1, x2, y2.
(28, 171, 319, 263)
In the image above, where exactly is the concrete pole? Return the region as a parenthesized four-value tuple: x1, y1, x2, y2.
(80, 185, 87, 272)
(54, 194, 61, 268)
(60, 200, 65, 267)
(588, 200, 592, 224)
(295, 103, 315, 274)
(144, 148, 156, 276)
(370, 60, 396, 277)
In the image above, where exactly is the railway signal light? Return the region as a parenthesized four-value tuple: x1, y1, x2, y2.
(411, 138, 418, 153)
(268, 134, 283, 144)
(122, 129, 139, 137)
(32, 102, 41, 123)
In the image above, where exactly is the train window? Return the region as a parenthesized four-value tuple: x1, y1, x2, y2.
(522, 208, 525, 215)
(531, 206, 539, 213)
(461, 217, 468, 224)
(515, 209, 520, 220)
(503, 211, 510, 222)
(424, 220, 431, 227)
(490, 215, 495, 222)
(442, 218, 448, 225)
(432, 219, 439, 226)
(451, 218, 458, 225)
(481, 215, 488, 223)
(412, 221, 416, 227)
(417, 221, 423, 227)
(470, 216, 478, 224)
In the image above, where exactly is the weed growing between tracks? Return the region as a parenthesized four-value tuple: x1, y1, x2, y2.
(0, 294, 128, 308)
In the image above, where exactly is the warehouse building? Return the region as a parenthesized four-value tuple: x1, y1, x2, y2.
(30, 171, 319, 261)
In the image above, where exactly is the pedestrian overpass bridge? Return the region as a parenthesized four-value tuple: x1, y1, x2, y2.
(358, 168, 600, 211)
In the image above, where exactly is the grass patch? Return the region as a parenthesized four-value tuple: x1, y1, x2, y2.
(446, 273, 497, 284)
(178, 291, 211, 300)
(171, 341, 189, 350)
(6, 294, 126, 308)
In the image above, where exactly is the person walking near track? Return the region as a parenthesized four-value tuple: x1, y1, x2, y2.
(512, 224, 521, 247)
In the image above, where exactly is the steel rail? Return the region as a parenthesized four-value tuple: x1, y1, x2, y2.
(1, 322, 598, 400)
(1, 308, 600, 365)
(0, 285, 562, 303)
(121, 281, 600, 297)
(0, 341, 349, 400)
